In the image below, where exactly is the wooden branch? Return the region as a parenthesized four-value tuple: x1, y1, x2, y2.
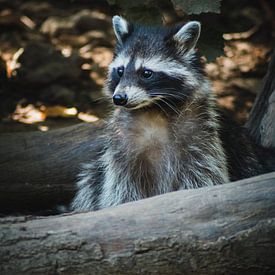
(246, 51, 275, 147)
(0, 123, 103, 214)
(1, 173, 275, 274)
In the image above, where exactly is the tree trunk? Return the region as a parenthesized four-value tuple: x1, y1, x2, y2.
(0, 123, 103, 214)
(246, 51, 275, 147)
(1, 173, 275, 274)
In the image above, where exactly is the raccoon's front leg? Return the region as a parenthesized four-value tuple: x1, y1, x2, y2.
(70, 163, 103, 211)
(178, 153, 229, 189)
(98, 162, 143, 209)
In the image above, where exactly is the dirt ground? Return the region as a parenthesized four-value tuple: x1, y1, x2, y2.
(0, 0, 274, 133)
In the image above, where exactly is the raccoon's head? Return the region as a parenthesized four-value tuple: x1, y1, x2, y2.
(105, 16, 205, 110)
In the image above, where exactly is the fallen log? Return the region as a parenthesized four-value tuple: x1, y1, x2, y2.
(0, 51, 274, 215)
(0, 122, 103, 214)
(246, 51, 275, 147)
(1, 172, 275, 274)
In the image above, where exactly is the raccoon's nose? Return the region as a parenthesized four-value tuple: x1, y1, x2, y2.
(113, 94, 128, 106)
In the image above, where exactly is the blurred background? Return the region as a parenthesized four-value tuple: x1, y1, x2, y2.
(0, 0, 274, 133)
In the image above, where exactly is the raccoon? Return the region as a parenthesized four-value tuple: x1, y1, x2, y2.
(71, 16, 274, 211)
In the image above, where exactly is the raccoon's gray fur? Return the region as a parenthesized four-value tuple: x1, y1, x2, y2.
(71, 16, 274, 211)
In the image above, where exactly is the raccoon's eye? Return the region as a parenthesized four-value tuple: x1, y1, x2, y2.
(141, 69, 153, 79)
(117, 67, 124, 77)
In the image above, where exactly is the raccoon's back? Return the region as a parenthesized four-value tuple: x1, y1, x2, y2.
(218, 112, 275, 181)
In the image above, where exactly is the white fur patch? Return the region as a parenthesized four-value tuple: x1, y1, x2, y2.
(112, 16, 129, 43)
(134, 56, 199, 87)
(114, 85, 149, 107)
(109, 53, 130, 72)
(134, 113, 169, 148)
(174, 21, 201, 54)
(99, 149, 141, 209)
(123, 86, 148, 101)
(174, 21, 201, 41)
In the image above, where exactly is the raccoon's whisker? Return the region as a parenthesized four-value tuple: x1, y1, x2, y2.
(87, 96, 110, 103)
(165, 98, 187, 117)
(161, 90, 188, 98)
(152, 100, 169, 117)
(151, 92, 188, 101)
(158, 98, 181, 115)
(151, 93, 180, 104)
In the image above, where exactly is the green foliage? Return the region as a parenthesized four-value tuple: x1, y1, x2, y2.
(107, 0, 224, 61)
(124, 7, 163, 25)
(171, 0, 222, 14)
(198, 24, 224, 61)
(108, 0, 222, 16)
(107, 0, 162, 25)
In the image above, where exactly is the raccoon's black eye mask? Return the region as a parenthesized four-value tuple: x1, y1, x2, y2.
(116, 66, 154, 80)
(117, 66, 124, 77)
(140, 68, 153, 79)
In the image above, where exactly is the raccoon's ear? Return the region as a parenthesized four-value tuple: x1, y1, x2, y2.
(112, 15, 130, 43)
(173, 21, 201, 54)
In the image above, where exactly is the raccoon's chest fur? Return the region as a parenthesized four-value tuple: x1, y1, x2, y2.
(97, 108, 228, 209)
(99, 110, 176, 208)
(128, 111, 170, 159)
(71, 104, 230, 211)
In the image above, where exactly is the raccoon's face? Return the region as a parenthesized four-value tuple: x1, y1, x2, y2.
(105, 16, 204, 110)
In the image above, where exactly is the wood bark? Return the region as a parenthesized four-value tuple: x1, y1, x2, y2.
(1, 172, 275, 274)
(0, 122, 103, 214)
(246, 51, 275, 147)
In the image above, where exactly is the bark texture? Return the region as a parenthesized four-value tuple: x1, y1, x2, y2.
(0, 122, 103, 214)
(1, 173, 275, 274)
(246, 51, 275, 147)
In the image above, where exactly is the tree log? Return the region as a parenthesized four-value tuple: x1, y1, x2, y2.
(0, 123, 103, 214)
(246, 51, 275, 147)
(0, 51, 274, 214)
(0, 172, 275, 274)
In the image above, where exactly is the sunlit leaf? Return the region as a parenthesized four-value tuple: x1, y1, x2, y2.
(171, 0, 222, 15)
(107, 0, 162, 25)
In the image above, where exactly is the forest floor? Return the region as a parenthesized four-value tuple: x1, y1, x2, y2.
(0, 0, 274, 133)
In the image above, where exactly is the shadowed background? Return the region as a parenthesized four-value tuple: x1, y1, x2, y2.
(0, 0, 274, 133)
